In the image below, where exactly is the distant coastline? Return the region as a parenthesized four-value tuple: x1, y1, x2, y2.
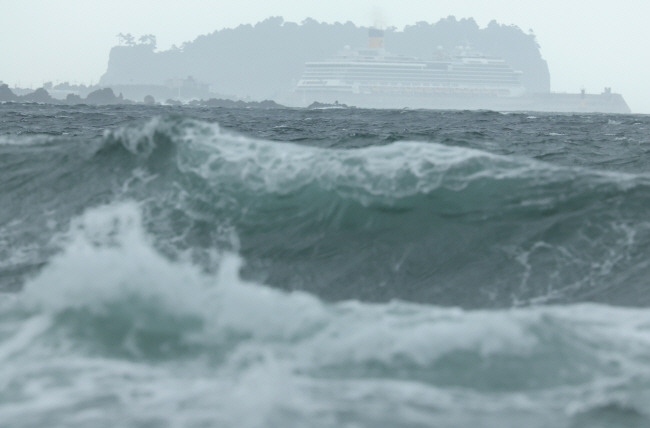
(0, 83, 284, 109)
(0, 83, 630, 114)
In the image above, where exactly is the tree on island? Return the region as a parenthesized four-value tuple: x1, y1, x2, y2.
(117, 32, 136, 46)
(117, 33, 157, 49)
(138, 34, 157, 49)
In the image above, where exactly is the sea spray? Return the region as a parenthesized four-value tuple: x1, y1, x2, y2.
(3, 116, 650, 306)
(95, 117, 650, 307)
(0, 202, 649, 426)
(3, 105, 650, 426)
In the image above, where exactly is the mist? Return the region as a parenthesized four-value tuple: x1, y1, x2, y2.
(4, 2, 650, 426)
(1, 0, 649, 112)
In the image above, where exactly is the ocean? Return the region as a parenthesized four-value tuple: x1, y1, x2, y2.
(1, 103, 650, 427)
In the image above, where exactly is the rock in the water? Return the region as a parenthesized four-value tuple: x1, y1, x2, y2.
(66, 93, 83, 104)
(85, 88, 120, 105)
(0, 84, 18, 102)
(20, 88, 55, 103)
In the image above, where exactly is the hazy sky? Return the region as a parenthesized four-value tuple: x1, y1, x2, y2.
(2, 0, 649, 112)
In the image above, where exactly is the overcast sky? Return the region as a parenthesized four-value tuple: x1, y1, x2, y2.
(2, 0, 649, 113)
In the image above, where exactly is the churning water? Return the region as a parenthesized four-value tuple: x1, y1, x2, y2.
(1, 103, 650, 427)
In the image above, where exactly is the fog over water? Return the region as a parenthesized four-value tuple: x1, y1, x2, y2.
(2, 3, 650, 424)
(1, 0, 650, 112)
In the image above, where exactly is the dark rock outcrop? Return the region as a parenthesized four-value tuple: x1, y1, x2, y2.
(307, 101, 350, 109)
(0, 84, 18, 102)
(66, 93, 83, 104)
(85, 88, 122, 104)
(21, 88, 56, 103)
(194, 98, 284, 109)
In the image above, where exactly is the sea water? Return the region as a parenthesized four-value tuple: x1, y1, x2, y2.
(1, 103, 650, 427)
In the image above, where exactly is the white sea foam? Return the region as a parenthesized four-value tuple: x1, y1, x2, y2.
(3, 202, 650, 427)
(178, 119, 647, 197)
(0, 134, 55, 146)
(99, 118, 650, 209)
(14, 202, 548, 362)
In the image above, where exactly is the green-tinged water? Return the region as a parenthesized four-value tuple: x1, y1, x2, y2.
(1, 103, 650, 427)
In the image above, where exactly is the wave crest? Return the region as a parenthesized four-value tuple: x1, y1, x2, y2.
(6, 116, 650, 307)
(2, 201, 650, 426)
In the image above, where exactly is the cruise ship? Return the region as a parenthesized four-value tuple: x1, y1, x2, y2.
(297, 29, 524, 99)
(290, 29, 630, 113)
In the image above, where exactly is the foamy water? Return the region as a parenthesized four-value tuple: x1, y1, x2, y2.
(2, 105, 650, 427)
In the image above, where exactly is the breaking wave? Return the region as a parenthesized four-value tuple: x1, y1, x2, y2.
(3, 117, 650, 307)
(90, 117, 650, 306)
(3, 111, 650, 427)
(1, 201, 650, 427)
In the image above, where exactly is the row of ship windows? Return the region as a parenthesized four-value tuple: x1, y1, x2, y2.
(305, 66, 513, 72)
(304, 66, 517, 72)
(303, 70, 520, 77)
(299, 80, 521, 86)
(297, 86, 514, 94)
(306, 64, 515, 68)
(301, 75, 522, 83)
(304, 67, 515, 73)
(302, 72, 522, 80)
(307, 63, 512, 69)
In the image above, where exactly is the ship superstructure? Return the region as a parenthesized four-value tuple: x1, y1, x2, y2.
(296, 29, 525, 100)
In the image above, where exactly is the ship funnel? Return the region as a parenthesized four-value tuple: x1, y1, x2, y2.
(368, 28, 384, 49)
